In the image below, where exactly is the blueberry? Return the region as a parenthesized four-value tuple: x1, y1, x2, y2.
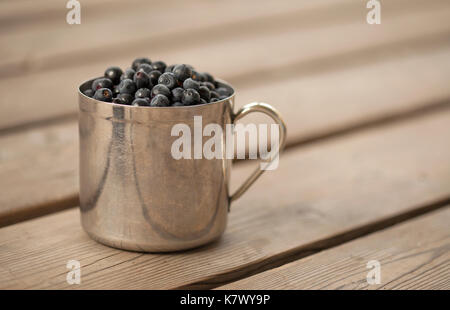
(151, 84, 171, 98)
(92, 78, 113, 91)
(216, 87, 231, 97)
(148, 70, 162, 85)
(198, 86, 211, 101)
(118, 79, 137, 95)
(121, 68, 136, 81)
(133, 71, 151, 89)
(132, 57, 151, 71)
(165, 64, 176, 73)
(93, 88, 113, 102)
(112, 98, 122, 104)
(150, 94, 170, 107)
(158, 72, 178, 89)
(203, 72, 215, 84)
(82, 89, 94, 97)
(137, 63, 153, 74)
(173, 101, 184, 106)
(182, 88, 201, 105)
(104, 66, 123, 85)
(135, 88, 151, 99)
(191, 71, 205, 82)
(151, 61, 166, 73)
(202, 81, 215, 90)
(200, 98, 207, 105)
(171, 87, 184, 102)
(210, 91, 219, 99)
(132, 98, 150, 107)
(172, 64, 192, 82)
(210, 98, 219, 102)
(116, 93, 134, 105)
(219, 95, 228, 100)
(183, 78, 200, 91)
(112, 85, 120, 96)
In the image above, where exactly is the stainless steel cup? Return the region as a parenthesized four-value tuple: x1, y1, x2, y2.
(78, 78, 286, 252)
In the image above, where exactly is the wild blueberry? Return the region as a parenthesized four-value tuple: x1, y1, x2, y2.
(182, 88, 201, 105)
(116, 93, 134, 105)
(183, 78, 200, 91)
(172, 64, 192, 82)
(150, 94, 170, 107)
(82, 88, 94, 97)
(93, 88, 113, 102)
(202, 81, 215, 90)
(158, 72, 178, 89)
(104, 66, 123, 84)
(191, 71, 205, 82)
(118, 79, 137, 95)
(148, 70, 162, 85)
(92, 78, 113, 91)
(151, 60, 166, 73)
(121, 68, 136, 81)
(216, 87, 230, 97)
(112, 98, 122, 104)
(173, 101, 184, 106)
(137, 63, 153, 74)
(210, 98, 219, 102)
(210, 91, 219, 99)
(112, 85, 120, 96)
(133, 71, 151, 89)
(165, 64, 176, 73)
(171, 87, 184, 102)
(198, 86, 211, 101)
(135, 88, 152, 99)
(132, 57, 151, 71)
(132, 98, 150, 107)
(200, 98, 207, 105)
(203, 72, 215, 84)
(151, 84, 171, 98)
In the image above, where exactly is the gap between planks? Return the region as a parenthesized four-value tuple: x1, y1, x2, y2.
(0, 109, 449, 289)
(216, 207, 450, 290)
(1, 0, 448, 78)
(1, 3, 449, 131)
(1, 45, 450, 227)
(0, 0, 345, 75)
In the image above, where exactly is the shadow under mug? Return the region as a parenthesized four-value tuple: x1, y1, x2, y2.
(78, 78, 286, 252)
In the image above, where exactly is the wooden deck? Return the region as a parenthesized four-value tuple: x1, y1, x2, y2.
(0, 0, 449, 289)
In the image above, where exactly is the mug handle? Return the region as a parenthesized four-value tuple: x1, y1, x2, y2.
(229, 102, 287, 204)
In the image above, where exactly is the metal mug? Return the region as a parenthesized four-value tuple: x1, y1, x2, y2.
(78, 78, 286, 252)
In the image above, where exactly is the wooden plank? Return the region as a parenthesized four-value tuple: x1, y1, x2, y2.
(218, 208, 450, 290)
(0, 0, 342, 74)
(0, 0, 149, 28)
(1, 3, 449, 130)
(0, 108, 449, 289)
(2, 0, 447, 75)
(0, 121, 78, 227)
(1, 46, 450, 227)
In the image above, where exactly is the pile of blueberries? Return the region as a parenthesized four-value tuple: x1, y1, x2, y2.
(82, 57, 233, 107)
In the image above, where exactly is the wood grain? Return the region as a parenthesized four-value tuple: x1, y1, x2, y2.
(0, 121, 78, 227)
(0, 0, 342, 74)
(1, 46, 450, 227)
(0, 109, 449, 289)
(1, 0, 449, 130)
(0, 0, 153, 29)
(2, 0, 446, 76)
(218, 208, 450, 290)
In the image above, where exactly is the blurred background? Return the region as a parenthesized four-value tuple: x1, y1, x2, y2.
(0, 0, 449, 225)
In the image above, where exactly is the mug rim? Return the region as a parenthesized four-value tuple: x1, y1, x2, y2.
(78, 77, 235, 110)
